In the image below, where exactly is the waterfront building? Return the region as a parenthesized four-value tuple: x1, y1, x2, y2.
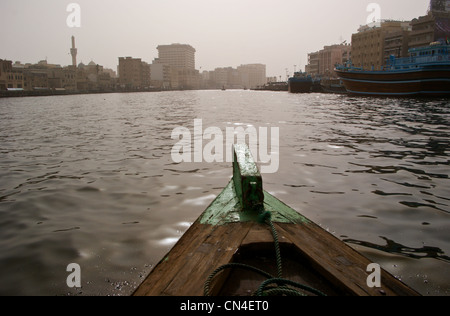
(23, 69, 48, 91)
(1, 59, 78, 92)
(0, 60, 24, 90)
(118, 57, 142, 89)
(237, 64, 266, 89)
(102, 68, 117, 79)
(319, 44, 351, 77)
(0, 59, 12, 90)
(156, 44, 196, 70)
(206, 67, 243, 89)
(61, 67, 77, 91)
(305, 44, 350, 77)
(212, 67, 230, 88)
(384, 30, 412, 62)
(25, 61, 77, 91)
(118, 57, 151, 90)
(77, 61, 115, 91)
(409, 10, 450, 49)
(153, 43, 200, 89)
(351, 21, 411, 70)
(305, 51, 319, 75)
(150, 63, 171, 89)
(142, 62, 151, 89)
(177, 68, 201, 90)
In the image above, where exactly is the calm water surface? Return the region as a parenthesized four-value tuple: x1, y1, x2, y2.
(0, 91, 449, 296)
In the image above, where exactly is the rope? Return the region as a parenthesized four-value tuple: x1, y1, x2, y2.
(204, 211, 327, 297)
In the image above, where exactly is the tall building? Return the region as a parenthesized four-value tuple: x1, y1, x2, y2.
(305, 51, 319, 75)
(153, 43, 199, 89)
(351, 21, 411, 70)
(156, 44, 196, 70)
(237, 64, 266, 89)
(305, 44, 350, 77)
(409, 9, 450, 49)
(0, 59, 14, 90)
(318, 44, 351, 77)
(118, 57, 151, 90)
(207, 67, 242, 89)
(384, 30, 411, 61)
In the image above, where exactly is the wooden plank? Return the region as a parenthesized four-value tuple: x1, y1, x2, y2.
(134, 222, 255, 296)
(233, 144, 264, 211)
(276, 222, 420, 296)
(133, 221, 215, 296)
(162, 223, 253, 296)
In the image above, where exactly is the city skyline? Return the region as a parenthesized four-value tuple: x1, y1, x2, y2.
(1, 0, 431, 77)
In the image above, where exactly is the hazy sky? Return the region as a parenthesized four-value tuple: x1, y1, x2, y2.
(1, 0, 430, 77)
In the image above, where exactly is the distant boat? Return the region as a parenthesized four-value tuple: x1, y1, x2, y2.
(335, 43, 450, 97)
(253, 82, 288, 92)
(288, 72, 313, 93)
(320, 78, 347, 94)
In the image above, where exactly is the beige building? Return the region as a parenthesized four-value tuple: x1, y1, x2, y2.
(305, 44, 350, 77)
(23, 69, 48, 91)
(409, 11, 450, 49)
(237, 64, 266, 89)
(0, 59, 13, 90)
(1, 59, 76, 92)
(207, 67, 242, 89)
(153, 43, 200, 89)
(384, 30, 411, 62)
(0, 60, 24, 90)
(305, 51, 319, 75)
(150, 63, 171, 89)
(142, 62, 151, 89)
(156, 44, 196, 70)
(319, 44, 351, 77)
(351, 21, 411, 70)
(46, 67, 77, 91)
(177, 69, 201, 90)
(118, 57, 151, 90)
(1, 56, 116, 93)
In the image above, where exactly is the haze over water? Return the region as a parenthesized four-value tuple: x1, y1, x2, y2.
(0, 91, 449, 296)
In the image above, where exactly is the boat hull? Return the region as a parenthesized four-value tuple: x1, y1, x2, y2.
(336, 67, 450, 97)
(133, 180, 420, 296)
(288, 79, 313, 93)
(133, 144, 419, 297)
(321, 79, 347, 94)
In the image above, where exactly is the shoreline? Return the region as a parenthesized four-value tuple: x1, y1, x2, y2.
(0, 88, 289, 99)
(0, 88, 169, 99)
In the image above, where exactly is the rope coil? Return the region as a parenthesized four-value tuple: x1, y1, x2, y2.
(204, 211, 327, 297)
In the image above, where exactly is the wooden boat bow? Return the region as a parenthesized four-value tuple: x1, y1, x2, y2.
(134, 145, 420, 296)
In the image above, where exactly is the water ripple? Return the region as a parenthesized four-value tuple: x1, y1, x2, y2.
(0, 92, 449, 296)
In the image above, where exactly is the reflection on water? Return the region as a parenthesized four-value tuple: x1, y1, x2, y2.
(345, 237, 450, 263)
(0, 91, 449, 296)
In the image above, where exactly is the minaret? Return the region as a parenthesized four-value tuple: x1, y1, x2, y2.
(70, 36, 78, 68)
